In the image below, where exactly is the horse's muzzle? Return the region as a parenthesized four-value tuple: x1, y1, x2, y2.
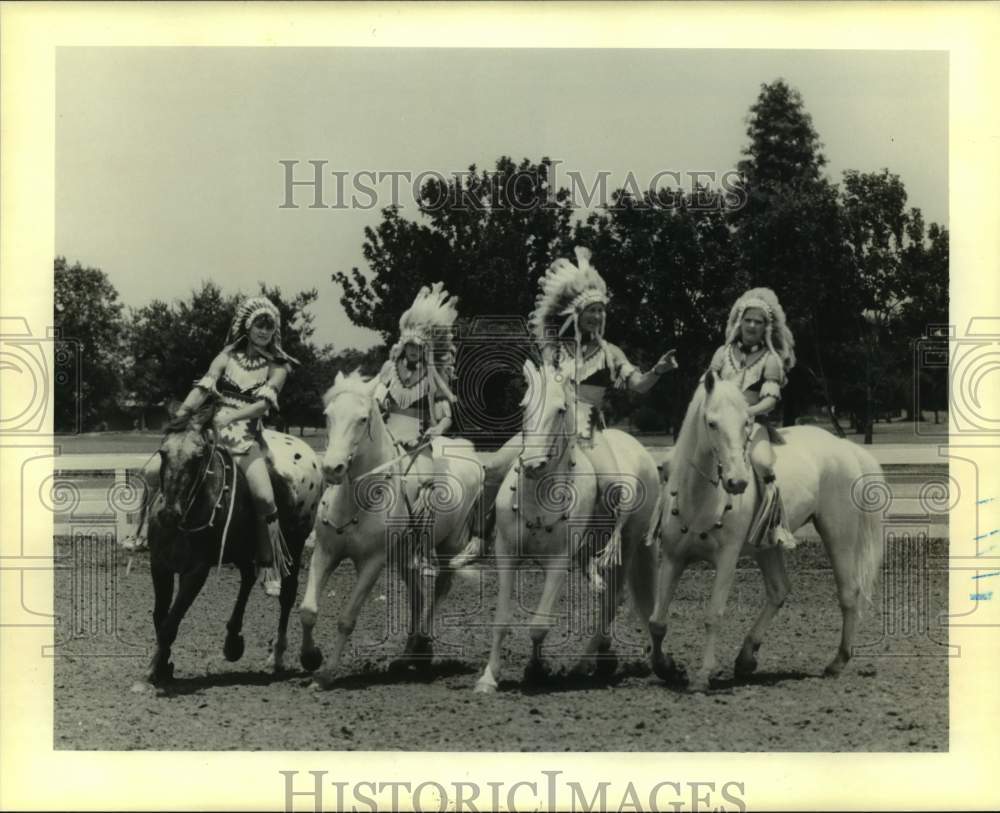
(724, 477, 749, 495)
(158, 506, 181, 530)
(322, 462, 346, 485)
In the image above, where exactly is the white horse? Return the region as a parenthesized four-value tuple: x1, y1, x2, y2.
(299, 371, 484, 687)
(475, 360, 661, 693)
(648, 370, 885, 692)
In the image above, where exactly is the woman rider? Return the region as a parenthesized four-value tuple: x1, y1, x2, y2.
(371, 283, 460, 574)
(707, 287, 797, 549)
(532, 247, 678, 519)
(129, 295, 299, 595)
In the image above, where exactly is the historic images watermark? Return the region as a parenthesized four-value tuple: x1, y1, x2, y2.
(280, 770, 748, 813)
(277, 159, 748, 213)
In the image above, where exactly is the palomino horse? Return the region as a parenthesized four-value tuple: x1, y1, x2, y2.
(143, 400, 322, 685)
(299, 372, 484, 687)
(648, 371, 884, 692)
(474, 361, 661, 693)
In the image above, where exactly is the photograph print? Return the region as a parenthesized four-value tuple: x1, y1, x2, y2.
(49, 43, 952, 762)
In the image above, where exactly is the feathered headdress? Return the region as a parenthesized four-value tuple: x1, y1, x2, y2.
(529, 247, 609, 361)
(724, 287, 796, 372)
(389, 282, 459, 401)
(226, 295, 299, 366)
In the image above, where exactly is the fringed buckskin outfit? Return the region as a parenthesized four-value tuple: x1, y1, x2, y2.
(709, 287, 797, 550)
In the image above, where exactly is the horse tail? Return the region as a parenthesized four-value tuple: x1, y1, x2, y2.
(850, 444, 886, 609)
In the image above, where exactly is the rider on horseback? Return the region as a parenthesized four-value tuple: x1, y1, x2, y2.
(707, 287, 797, 549)
(373, 282, 461, 575)
(532, 247, 678, 555)
(130, 295, 299, 595)
(453, 247, 677, 567)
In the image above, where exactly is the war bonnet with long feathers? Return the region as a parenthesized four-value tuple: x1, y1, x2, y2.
(529, 247, 609, 351)
(225, 295, 299, 366)
(725, 287, 796, 372)
(389, 282, 459, 402)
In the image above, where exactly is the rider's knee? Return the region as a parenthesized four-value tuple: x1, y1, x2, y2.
(750, 441, 775, 480)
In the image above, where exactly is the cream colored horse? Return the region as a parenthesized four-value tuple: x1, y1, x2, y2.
(299, 372, 484, 687)
(649, 371, 885, 692)
(475, 361, 660, 693)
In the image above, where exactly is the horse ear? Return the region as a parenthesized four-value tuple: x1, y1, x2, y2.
(334, 371, 345, 387)
(704, 369, 715, 393)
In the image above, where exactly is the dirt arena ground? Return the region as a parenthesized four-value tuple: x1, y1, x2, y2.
(54, 537, 948, 752)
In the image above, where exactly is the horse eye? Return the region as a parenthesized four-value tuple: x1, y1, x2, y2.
(360, 416, 368, 423)
(708, 421, 717, 430)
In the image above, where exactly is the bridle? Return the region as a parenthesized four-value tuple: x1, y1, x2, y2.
(693, 408, 754, 491)
(518, 388, 573, 476)
(172, 425, 237, 538)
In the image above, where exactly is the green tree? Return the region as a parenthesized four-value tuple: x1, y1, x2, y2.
(731, 79, 854, 433)
(53, 257, 125, 431)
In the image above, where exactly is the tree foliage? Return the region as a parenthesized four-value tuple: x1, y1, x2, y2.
(54, 257, 126, 431)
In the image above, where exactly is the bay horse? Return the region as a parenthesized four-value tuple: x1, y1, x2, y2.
(648, 370, 885, 692)
(299, 371, 484, 688)
(474, 360, 661, 693)
(143, 399, 322, 685)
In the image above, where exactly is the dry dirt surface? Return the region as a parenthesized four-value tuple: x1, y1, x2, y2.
(54, 538, 948, 751)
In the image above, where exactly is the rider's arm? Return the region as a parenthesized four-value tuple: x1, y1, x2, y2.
(620, 345, 679, 394)
(221, 364, 289, 425)
(177, 351, 229, 417)
(425, 397, 453, 438)
(748, 354, 783, 418)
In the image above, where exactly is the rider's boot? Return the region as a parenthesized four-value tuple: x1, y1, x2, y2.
(257, 511, 292, 597)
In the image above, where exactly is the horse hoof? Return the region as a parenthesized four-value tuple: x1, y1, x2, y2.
(223, 634, 245, 662)
(651, 654, 685, 685)
(309, 670, 337, 691)
(301, 647, 323, 672)
(824, 661, 845, 678)
(595, 652, 619, 679)
(130, 680, 154, 694)
(523, 661, 551, 686)
(474, 680, 497, 695)
(734, 653, 758, 678)
(147, 661, 174, 686)
(688, 674, 711, 694)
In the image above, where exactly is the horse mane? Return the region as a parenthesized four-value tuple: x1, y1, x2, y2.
(164, 397, 217, 436)
(322, 369, 373, 408)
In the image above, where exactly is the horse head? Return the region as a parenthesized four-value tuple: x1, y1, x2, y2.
(519, 359, 575, 478)
(156, 399, 218, 529)
(701, 369, 754, 495)
(321, 371, 380, 485)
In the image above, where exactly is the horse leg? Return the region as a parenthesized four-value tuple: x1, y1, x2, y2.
(146, 564, 175, 683)
(409, 567, 456, 669)
(690, 543, 741, 693)
(524, 557, 571, 685)
(475, 529, 516, 694)
(299, 537, 341, 674)
(735, 546, 791, 677)
(223, 563, 256, 662)
(648, 552, 686, 684)
(147, 561, 211, 683)
(267, 555, 301, 673)
(815, 514, 862, 677)
(312, 552, 385, 689)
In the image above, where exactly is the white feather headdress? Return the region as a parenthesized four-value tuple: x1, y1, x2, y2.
(725, 287, 796, 372)
(389, 282, 460, 401)
(225, 295, 298, 366)
(529, 247, 609, 355)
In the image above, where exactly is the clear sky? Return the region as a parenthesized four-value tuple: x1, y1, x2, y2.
(56, 48, 947, 350)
